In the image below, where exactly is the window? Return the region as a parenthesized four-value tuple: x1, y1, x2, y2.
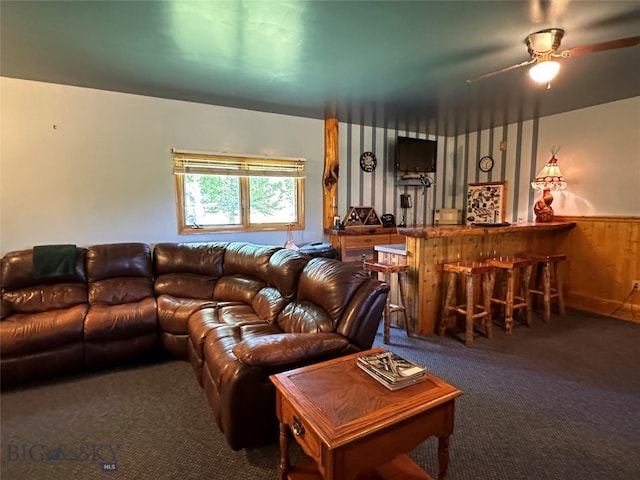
(172, 149, 305, 234)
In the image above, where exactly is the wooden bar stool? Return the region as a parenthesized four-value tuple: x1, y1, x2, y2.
(520, 253, 567, 322)
(362, 261, 413, 344)
(439, 261, 494, 347)
(485, 257, 533, 334)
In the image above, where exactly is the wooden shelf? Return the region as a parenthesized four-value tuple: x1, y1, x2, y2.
(287, 454, 433, 480)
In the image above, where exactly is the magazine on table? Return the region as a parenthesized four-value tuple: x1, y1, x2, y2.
(356, 350, 426, 390)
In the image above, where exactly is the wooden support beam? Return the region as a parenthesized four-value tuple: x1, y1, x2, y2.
(323, 118, 339, 230)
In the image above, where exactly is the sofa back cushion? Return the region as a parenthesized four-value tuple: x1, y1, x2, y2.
(276, 258, 370, 333)
(222, 243, 280, 283)
(2, 248, 87, 289)
(153, 242, 227, 299)
(86, 243, 154, 305)
(251, 287, 289, 323)
(267, 249, 309, 299)
(213, 275, 265, 305)
(1, 248, 88, 313)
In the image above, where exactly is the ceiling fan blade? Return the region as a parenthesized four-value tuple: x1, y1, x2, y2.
(561, 36, 640, 57)
(467, 58, 535, 83)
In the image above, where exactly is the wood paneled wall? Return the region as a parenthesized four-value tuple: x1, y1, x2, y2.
(556, 216, 640, 322)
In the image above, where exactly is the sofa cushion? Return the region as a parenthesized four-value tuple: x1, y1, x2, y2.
(188, 307, 219, 349)
(217, 305, 264, 326)
(84, 298, 157, 341)
(231, 332, 349, 366)
(276, 301, 333, 333)
(86, 243, 152, 282)
(153, 242, 227, 277)
(4, 284, 88, 314)
(251, 287, 289, 323)
(157, 295, 216, 334)
(276, 258, 371, 333)
(267, 249, 309, 299)
(0, 304, 87, 356)
(222, 243, 280, 282)
(153, 242, 227, 299)
(214, 275, 265, 304)
(298, 258, 370, 324)
(203, 323, 281, 386)
(1, 248, 88, 314)
(89, 277, 154, 305)
(0, 299, 12, 320)
(154, 273, 217, 300)
(1, 248, 87, 289)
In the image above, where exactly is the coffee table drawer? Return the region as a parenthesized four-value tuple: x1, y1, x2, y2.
(281, 397, 321, 461)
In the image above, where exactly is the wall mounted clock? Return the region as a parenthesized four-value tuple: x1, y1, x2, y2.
(359, 151, 377, 172)
(479, 155, 494, 172)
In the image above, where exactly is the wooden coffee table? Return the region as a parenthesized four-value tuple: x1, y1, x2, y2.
(270, 348, 462, 480)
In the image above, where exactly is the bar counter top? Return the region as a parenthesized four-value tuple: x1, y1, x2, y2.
(397, 221, 576, 239)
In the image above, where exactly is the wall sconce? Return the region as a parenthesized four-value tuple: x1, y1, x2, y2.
(531, 147, 567, 222)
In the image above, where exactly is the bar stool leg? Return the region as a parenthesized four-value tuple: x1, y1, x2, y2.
(383, 272, 391, 344)
(439, 273, 456, 337)
(521, 265, 533, 327)
(542, 262, 552, 322)
(554, 262, 566, 315)
(464, 275, 475, 347)
(397, 272, 413, 337)
(504, 267, 515, 334)
(481, 271, 493, 339)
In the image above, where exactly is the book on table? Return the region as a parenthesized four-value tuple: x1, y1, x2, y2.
(356, 350, 427, 390)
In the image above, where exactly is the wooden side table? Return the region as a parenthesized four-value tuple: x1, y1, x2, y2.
(270, 348, 462, 480)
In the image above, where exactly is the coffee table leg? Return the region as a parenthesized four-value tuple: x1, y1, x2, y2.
(278, 422, 290, 480)
(437, 436, 450, 480)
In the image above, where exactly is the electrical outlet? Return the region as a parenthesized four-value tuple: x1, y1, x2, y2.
(633, 280, 640, 291)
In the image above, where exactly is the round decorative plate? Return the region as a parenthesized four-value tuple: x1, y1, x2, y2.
(359, 151, 377, 172)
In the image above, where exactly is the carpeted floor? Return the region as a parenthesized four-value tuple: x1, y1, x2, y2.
(1, 308, 639, 479)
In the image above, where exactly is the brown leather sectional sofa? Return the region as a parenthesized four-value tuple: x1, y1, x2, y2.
(1, 241, 389, 450)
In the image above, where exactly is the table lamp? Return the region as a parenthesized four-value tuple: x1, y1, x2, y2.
(531, 147, 567, 222)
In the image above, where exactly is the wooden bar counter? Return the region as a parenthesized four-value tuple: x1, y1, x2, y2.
(396, 222, 576, 336)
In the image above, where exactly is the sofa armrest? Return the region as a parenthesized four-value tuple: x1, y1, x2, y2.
(232, 332, 349, 367)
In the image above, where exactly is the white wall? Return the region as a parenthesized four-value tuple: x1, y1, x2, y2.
(2, 77, 638, 256)
(537, 97, 640, 216)
(450, 96, 640, 222)
(0, 78, 325, 255)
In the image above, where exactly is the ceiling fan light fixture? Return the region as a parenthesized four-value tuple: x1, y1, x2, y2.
(529, 60, 560, 83)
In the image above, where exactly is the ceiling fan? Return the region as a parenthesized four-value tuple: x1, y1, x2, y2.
(467, 28, 640, 87)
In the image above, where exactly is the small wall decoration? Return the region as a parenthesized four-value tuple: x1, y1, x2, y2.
(466, 181, 507, 224)
(343, 206, 383, 228)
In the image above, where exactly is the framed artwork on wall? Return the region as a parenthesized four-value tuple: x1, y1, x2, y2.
(466, 181, 507, 224)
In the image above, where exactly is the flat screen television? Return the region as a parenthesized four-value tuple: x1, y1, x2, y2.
(395, 136, 437, 173)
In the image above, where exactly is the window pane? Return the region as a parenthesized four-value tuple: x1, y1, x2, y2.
(249, 177, 297, 224)
(183, 174, 241, 226)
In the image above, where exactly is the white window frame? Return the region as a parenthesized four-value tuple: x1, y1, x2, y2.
(172, 149, 306, 234)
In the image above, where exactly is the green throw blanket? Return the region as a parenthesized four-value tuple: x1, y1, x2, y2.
(33, 244, 77, 279)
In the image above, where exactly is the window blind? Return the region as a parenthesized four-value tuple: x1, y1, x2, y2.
(172, 149, 306, 178)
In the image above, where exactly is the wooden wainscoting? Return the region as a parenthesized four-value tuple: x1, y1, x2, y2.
(556, 216, 639, 322)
